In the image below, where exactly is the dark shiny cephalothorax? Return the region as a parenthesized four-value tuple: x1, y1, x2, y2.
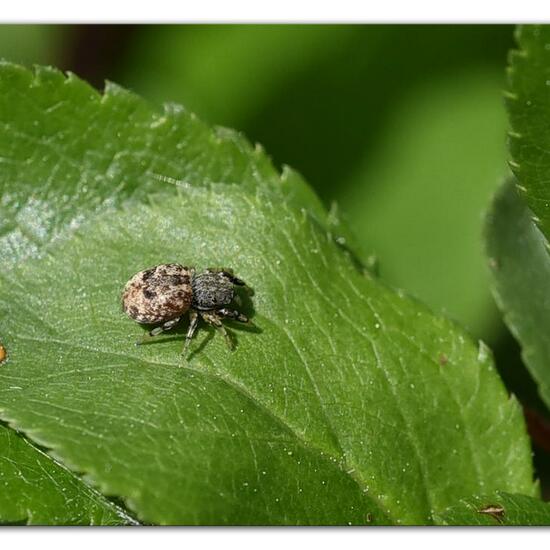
(122, 264, 249, 354)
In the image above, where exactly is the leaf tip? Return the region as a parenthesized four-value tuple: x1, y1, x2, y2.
(103, 79, 127, 99)
(476, 340, 493, 365)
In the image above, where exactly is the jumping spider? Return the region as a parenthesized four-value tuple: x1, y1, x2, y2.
(122, 264, 250, 354)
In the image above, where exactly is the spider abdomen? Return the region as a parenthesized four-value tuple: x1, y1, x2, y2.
(122, 263, 193, 324)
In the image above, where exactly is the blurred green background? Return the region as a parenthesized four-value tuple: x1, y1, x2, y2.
(3, 22, 550, 496)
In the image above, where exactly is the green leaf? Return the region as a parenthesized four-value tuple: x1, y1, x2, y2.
(0, 423, 131, 525)
(507, 25, 550, 242)
(0, 62, 536, 525)
(0, 62, 137, 525)
(0, 62, 318, 268)
(485, 180, 550, 410)
(433, 492, 550, 525)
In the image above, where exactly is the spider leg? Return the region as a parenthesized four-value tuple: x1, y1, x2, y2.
(217, 308, 249, 324)
(200, 311, 234, 350)
(182, 310, 199, 355)
(136, 316, 181, 346)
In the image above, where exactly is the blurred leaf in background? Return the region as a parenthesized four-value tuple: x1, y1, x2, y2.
(340, 69, 508, 341)
(121, 25, 355, 128)
(0, 25, 63, 66)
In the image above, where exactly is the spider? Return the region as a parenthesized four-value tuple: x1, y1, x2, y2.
(122, 264, 250, 354)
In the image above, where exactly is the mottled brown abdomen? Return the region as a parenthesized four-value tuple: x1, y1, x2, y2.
(122, 263, 194, 324)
